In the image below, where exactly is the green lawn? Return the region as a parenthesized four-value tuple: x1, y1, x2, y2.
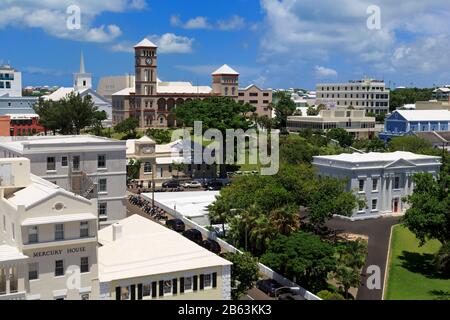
(384, 225, 450, 300)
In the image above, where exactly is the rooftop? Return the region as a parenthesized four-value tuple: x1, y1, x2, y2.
(98, 215, 231, 282)
(394, 109, 450, 121)
(0, 135, 125, 153)
(212, 64, 239, 76)
(314, 151, 441, 164)
(134, 38, 158, 48)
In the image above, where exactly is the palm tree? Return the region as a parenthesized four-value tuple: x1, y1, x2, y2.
(268, 205, 300, 236)
(249, 214, 276, 255)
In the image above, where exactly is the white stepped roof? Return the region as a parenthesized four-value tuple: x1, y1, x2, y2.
(212, 64, 239, 76)
(134, 38, 157, 48)
(314, 151, 440, 164)
(395, 109, 450, 121)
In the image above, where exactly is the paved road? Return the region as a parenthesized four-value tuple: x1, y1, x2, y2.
(241, 288, 275, 301)
(326, 216, 400, 300)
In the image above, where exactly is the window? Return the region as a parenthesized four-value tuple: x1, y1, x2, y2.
(372, 179, 378, 191)
(97, 155, 106, 168)
(47, 157, 56, 171)
(121, 287, 130, 300)
(3, 215, 6, 232)
(72, 156, 80, 171)
(29, 263, 39, 280)
(80, 221, 89, 238)
(358, 179, 365, 192)
(80, 257, 89, 273)
(163, 280, 172, 295)
(371, 199, 378, 211)
(143, 284, 152, 297)
(55, 224, 64, 241)
(81, 294, 89, 300)
(28, 226, 39, 243)
(98, 202, 107, 218)
(98, 179, 107, 193)
(61, 156, 68, 167)
(203, 274, 212, 288)
(184, 277, 193, 292)
(55, 260, 64, 277)
(144, 162, 152, 174)
(394, 176, 400, 189)
(11, 223, 15, 240)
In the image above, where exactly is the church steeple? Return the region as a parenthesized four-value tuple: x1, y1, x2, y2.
(74, 49, 92, 91)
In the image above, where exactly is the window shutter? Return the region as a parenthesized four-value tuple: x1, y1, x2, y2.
(173, 278, 178, 295)
(159, 280, 164, 297)
(212, 272, 217, 288)
(115, 287, 121, 301)
(137, 284, 143, 300)
(193, 276, 198, 291)
(130, 285, 136, 300)
(199, 274, 204, 290)
(180, 277, 185, 294)
(152, 282, 157, 298)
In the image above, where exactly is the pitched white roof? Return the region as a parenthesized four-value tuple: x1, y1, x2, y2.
(112, 87, 135, 96)
(98, 215, 231, 282)
(44, 87, 75, 101)
(395, 110, 450, 121)
(212, 64, 239, 76)
(0, 245, 28, 263)
(134, 38, 157, 48)
(314, 151, 440, 164)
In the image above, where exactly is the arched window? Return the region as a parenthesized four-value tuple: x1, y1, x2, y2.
(232, 87, 236, 96)
(224, 87, 229, 96)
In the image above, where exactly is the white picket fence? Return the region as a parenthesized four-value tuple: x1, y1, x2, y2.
(144, 194, 322, 300)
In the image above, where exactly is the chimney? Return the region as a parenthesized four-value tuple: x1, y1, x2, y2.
(112, 223, 122, 241)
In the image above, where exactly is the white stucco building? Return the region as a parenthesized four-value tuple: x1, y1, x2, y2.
(0, 158, 99, 300)
(313, 151, 441, 219)
(0, 135, 127, 226)
(97, 215, 232, 300)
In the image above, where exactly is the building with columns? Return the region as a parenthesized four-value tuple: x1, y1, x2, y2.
(112, 38, 272, 129)
(313, 151, 441, 220)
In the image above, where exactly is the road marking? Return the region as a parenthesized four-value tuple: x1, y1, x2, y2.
(246, 295, 255, 300)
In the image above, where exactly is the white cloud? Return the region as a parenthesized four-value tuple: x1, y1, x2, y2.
(111, 41, 134, 53)
(217, 15, 246, 31)
(170, 15, 212, 29)
(149, 33, 194, 54)
(0, 0, 147, 42)
(258, 0, 450, 77)
(171, 15, 246, 31)
(315, 66, 338, 78)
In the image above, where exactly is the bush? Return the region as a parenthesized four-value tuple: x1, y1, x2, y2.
(316, 290, 345, 300)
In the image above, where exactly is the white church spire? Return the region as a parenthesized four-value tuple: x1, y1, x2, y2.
(80, 50, 85, 74)
(74, 49, 92, 91)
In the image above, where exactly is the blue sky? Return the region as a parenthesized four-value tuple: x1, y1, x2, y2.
(1, 0, 450, 90)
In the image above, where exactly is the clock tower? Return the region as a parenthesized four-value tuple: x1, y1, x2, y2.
(134, 38, 158, 127)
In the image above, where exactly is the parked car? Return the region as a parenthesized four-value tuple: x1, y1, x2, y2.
(182, 229, 203, 244)
(166, 219, 185, 232)
(256, 279, 283, 297)
(276, 288, 305, 300)
(201, 239, 221, 254)
(205, 180, 224, 191)
(162, 179, 180, 188)
(182, 181, 202, 188)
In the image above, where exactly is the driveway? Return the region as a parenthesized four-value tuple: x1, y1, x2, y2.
(326, 216, 400, 300)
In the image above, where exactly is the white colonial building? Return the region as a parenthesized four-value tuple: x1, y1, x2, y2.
(313, 151, 441, 219)
(0, 158, 99, 300)
(97, 215, 232, 300)
(0, 135, 127, 226)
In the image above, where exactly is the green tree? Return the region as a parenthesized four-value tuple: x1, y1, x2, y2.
(174, 97, 255, 177)
(127, 158, 141, 180)
(388, 136, 433, 154)
(222, 252, 259, 300)
(273, 92, 296, 130)
(403, 173, 450, 274)
(260, 231, 336, 293)
(114, 117, 140, 139)
(34, 93, 106, 135)
(146, 128, 172, 144)
(172, 162, 186, 179)
(326, 128, 354, 147)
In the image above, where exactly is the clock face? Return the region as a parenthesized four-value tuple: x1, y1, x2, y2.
(145, 58, 153, 65)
